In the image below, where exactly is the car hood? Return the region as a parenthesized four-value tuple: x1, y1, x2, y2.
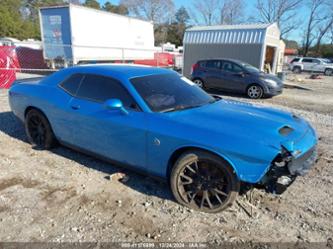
(164, 99, 316, 153)
(253, 72, 282, 82)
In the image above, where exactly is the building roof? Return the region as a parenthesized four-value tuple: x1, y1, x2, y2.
(184, 23, 278, 45)
(187, 23, 274, 32)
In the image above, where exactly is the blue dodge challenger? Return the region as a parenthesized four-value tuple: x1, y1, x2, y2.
(9, 65, 318, 213)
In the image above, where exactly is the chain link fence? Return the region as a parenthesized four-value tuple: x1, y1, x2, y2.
(0, 43, 183, 88)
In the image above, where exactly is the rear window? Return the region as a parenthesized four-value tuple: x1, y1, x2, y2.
(204, 60, 221, 69)
(198, 61, 206, 67)
(302, 58, 314, 63)
(60, 74, 84, 96)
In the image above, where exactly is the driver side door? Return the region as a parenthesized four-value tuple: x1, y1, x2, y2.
(220, 61, 247, 92)
(66, 74, 147, 170)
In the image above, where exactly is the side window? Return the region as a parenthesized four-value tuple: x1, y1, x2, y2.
(60, 74, 83, 96)
(302, 58, 313, 63)
(198, 61, 206, 67)
(291, 58, 300, 63)
(205, 60, 221, 69)
(232, 63, 243, 73)
(76, 74, 136, 108)
(222, 61, 243, 73)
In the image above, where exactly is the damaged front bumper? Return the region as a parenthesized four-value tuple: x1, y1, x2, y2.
(259, 146, 318, 194)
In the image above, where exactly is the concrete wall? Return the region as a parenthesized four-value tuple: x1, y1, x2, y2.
(183, 44, 263, 78)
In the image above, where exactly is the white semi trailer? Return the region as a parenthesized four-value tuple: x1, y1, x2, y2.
(39, 4, 155, 68)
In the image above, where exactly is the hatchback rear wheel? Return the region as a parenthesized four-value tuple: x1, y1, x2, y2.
(193, 78, 204, 88)
(25, 109, 57, 150)
(170, 151, 240, 213)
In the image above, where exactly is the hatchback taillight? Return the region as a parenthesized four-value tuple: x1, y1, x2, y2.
(191, 63, 199, 74)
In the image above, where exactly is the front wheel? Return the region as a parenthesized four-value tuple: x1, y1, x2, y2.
(170, 151, 240, 213)
(247, 85, 264, 99)
(25, 109, 57, 150)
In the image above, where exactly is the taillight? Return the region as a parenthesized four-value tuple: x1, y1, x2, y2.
(191, 63, 199, 74)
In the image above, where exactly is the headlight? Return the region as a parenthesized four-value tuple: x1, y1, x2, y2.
(263, 78, 278, 87)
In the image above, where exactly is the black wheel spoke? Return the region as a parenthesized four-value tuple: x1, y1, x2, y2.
(214, 188, 228, 197)
(185, 190, 199, 204)
(214, 191, 224, 204)
(186, 164, 197, 174)
(203, 190, 213, 209)
(180, 173, 193, 185)
(200, 193, 205, 209)
(193, 161, 199, 172)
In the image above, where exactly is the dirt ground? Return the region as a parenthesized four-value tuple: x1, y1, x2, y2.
(0, 73, 332, 243)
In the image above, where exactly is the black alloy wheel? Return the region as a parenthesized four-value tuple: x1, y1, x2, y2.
(170, 151, 240, 213)
(25, 109, 56, 150)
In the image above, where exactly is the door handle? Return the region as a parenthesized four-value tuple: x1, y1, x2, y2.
(71, 105, 80, 110)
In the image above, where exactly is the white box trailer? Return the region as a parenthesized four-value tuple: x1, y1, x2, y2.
(39, 4, 155, 67)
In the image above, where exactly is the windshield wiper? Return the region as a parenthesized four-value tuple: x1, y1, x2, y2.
(160, 104, 203, 113)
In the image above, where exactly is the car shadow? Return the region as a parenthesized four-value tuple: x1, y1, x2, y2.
(207, 88, 272, 99)
(0, 111, 173, 202)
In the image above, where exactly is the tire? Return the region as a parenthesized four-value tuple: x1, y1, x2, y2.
(247, 84, 264, 99)
(324, 68, 333, 76)
(170, 150, 240, 213)
(193, 78, 205, 88)
(25, 109, 57, 150)
(292, 66, 301, 74)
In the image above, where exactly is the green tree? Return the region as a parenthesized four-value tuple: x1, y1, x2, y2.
(158, 6, 190, 47)
(103, 2, 129, 15)
(22, 0, 66, 21)
(175, 6, 190, 25)
(0, 0, 22, 38)
(83, 0, 100, 9)
(0, 0, 41, 40)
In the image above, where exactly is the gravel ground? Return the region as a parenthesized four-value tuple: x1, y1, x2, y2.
(0, 73, 332, 243)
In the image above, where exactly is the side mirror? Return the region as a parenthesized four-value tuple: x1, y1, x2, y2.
(235, 72, 245, 77)
(104, 99, 128, 115)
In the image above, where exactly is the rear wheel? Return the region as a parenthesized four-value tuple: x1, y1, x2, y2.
(170, 151, 240, 213)
(324, 68, 333, 76)
(25, 109, 57, 150)
(247, 84, 264, 99)
(193, 78, 205, 88)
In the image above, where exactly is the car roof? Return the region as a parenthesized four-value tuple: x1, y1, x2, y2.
(198, 58, 247, 65)
(60, 64, 174, 79)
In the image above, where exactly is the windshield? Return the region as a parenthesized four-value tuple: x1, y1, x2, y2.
(241, 63, 260, 73)
(130, 73, 215, 113)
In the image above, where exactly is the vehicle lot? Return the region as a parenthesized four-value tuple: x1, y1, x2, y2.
(0, 73, 332, 243)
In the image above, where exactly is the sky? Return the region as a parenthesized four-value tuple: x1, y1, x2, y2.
(95, 0, 309, 42)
